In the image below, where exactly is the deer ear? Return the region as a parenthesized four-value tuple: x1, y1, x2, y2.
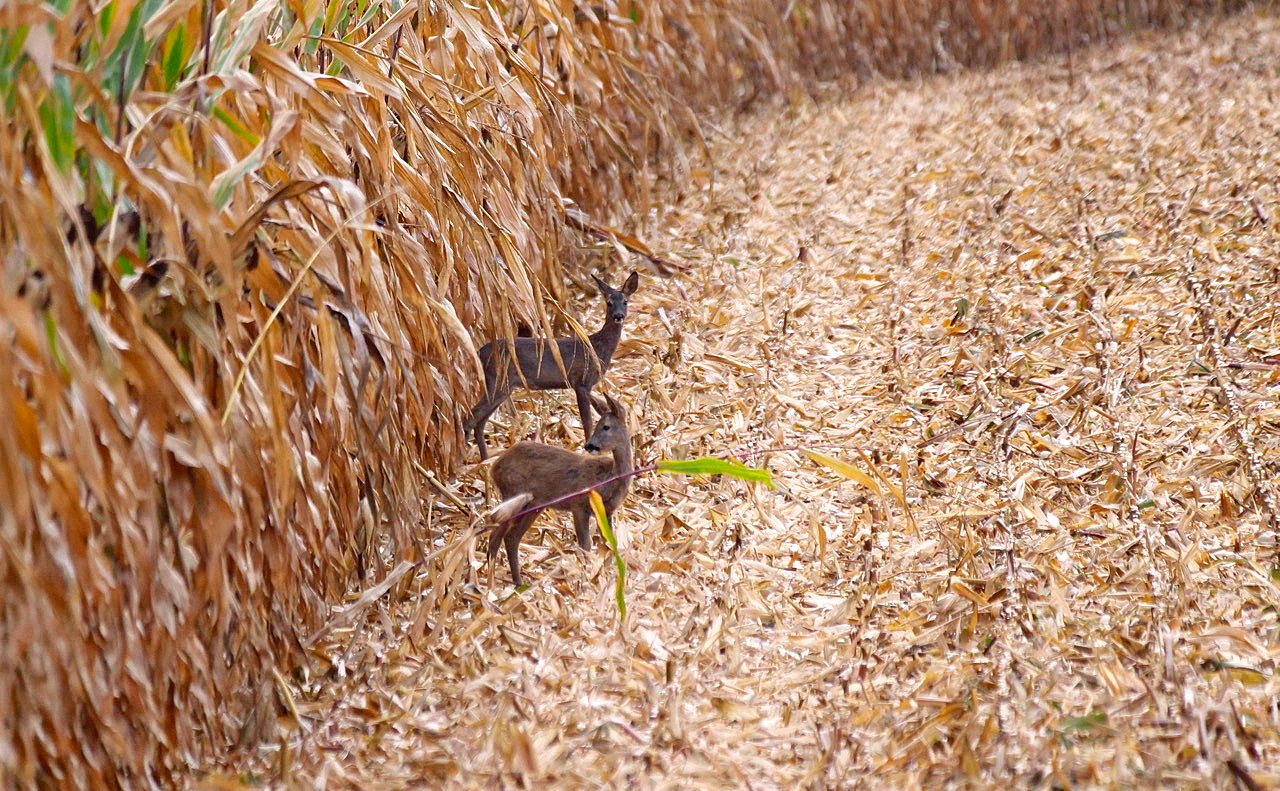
(589, 394, 609, 416)
(623, 271, 639, 295)
(591, 273, 610, 296)
(604, 393, 624, 418)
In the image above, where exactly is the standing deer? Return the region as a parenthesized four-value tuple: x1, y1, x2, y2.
(463, 271, 639, 460)
(488, 394, 632, 586)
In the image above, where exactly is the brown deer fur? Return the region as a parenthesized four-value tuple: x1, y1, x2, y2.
(488, 394, 632, 586)
(463, 271, 638, 460)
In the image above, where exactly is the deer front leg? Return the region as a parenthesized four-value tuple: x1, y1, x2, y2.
(572, 506, 594, 550)
(574, 385, 594, 446)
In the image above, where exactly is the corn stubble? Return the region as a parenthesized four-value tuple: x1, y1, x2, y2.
(0, 0, 1250, 788)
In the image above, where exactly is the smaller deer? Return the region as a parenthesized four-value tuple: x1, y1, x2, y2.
(463, 271, 639, 460)
(488, 394, 633, 586)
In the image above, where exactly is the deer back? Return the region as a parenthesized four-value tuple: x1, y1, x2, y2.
(491, 441, 617, 510)
(484, 336, 603, 391)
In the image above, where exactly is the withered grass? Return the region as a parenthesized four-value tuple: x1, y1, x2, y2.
(217, 11, 1280, 789)
(0, 0, 1267, 788)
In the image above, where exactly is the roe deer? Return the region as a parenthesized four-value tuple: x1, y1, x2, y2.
(488, 394, 632, 586)
(463, 271, 639, 460)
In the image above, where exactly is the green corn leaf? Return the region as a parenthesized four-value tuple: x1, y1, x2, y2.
(355, 0, 382, 31)
(38, 73, 75, 174)
(305, 14, 324, 54)
(1058, 711, 1108, 746)
(211, 105, 259, 144)
(589, 489, 626, 621)
(0, 27, 29, 73)
(161, 25, 189, 90)
(1061, 712, 1107, 733)
(324, 0, 344, 34)
(657, 457, 775, 488)
(97, 0, 117, 37)
(43, 311, 65, 372)
(0, 27, 30, 111)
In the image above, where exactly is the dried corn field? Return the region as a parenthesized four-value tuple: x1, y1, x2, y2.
(211, 10, 1280, 790)
(1, 0, 1271, 788)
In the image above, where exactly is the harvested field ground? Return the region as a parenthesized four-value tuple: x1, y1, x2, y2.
(218, 10, 1280, 790)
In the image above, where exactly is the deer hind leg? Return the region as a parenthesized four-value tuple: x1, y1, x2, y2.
(487, 514, 511, 564)
(465, 387, 509, 461)
(498, 511, 540, 587)
(574, 385, 594, 446)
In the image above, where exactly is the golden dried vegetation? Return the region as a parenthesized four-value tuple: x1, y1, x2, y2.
(225, 10, 1280, 790)
(0, 0, 1263, 788)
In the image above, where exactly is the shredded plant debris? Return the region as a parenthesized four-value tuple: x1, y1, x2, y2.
(213, 11, 1280, 790)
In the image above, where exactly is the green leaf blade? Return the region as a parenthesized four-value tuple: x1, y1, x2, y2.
(589, 489, 626, 621)
(657, 457, 774, 488)
(38, 73, 75, 174)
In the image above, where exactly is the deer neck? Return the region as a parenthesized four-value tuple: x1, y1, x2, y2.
(590, 316, 622, 367)
(596, 440, 632, 511)
(610, 441, 633, 480)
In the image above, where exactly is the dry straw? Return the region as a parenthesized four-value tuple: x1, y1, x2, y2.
(0, 0, 1254, 788)
(234, 11, 1280, 787)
